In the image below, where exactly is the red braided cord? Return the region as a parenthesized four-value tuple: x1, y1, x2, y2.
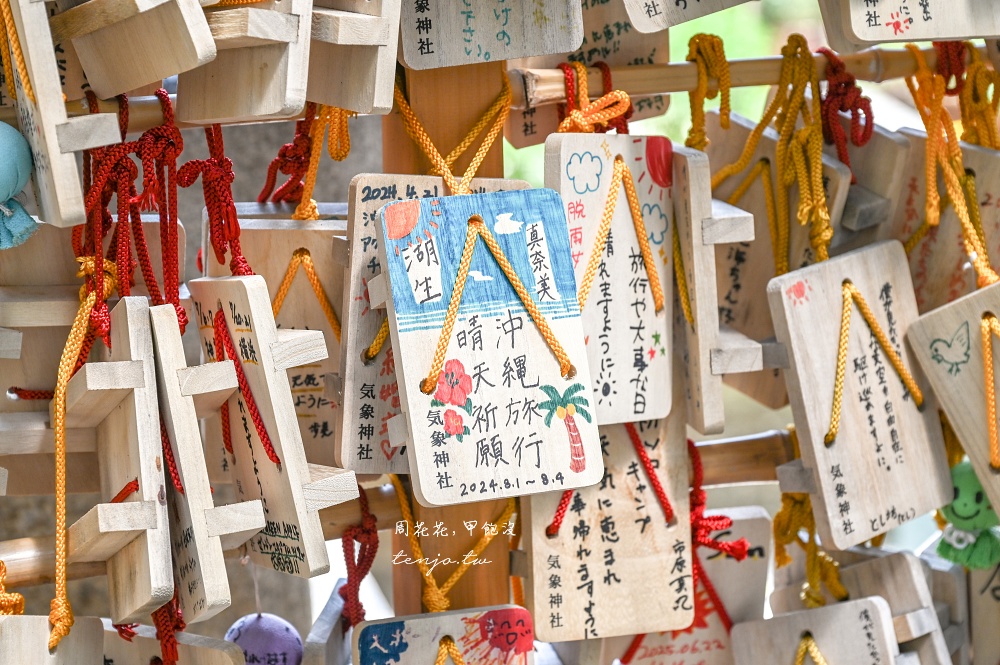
(8, 387, 54, 400)
(213, 310, 280, 467)
(545, 489, 575, 537)
(108, 477, 142, 639)
(624, 423, 675, 523)
(339, 484, 379, 630)
(160, 416, 184, 495)
(8, 329, 97, 399)
(934, 41, 966, 96)
(258, 102, 317, 204)
(151, 590, 186, 665)
(818, 47, 873, 185)
(595, 61, 633, 134)
(556, 63, 577, 124)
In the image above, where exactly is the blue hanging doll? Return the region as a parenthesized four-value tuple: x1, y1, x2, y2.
(0, 121, 38, 249)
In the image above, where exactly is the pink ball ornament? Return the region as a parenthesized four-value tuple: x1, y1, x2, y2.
(224, 613, 304, 665)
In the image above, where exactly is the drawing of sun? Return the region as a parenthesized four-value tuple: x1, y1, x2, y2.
(595, 370, 617, 406)
(384, 199, 421, 240)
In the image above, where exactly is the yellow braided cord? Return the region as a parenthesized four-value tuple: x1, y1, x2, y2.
(825, 281, 924, 446)
(363, 318, 390, 364)
(0, 561, 24, 615)
(795, 634, 830, 665)
(577, 158, 664, 314)
(293, 105, 355, 221)
(960, 43, 1000, 150)
(389, 475, 514, 613)
(672, 223, 694, 326)
(0, 0, 32, 103)
(685, 33, 731, 151)
(727, 158, 784, 274)
(556, 62, 632, 134)
(393, 74, 511, 196)
(272, 248, 342, 344)
(434, 637, 466, 665)
(50, 257, 118, 648)
(420, 216, 575, 395)
(982, 314, 1000, 470)
(904, 44, 1000, 288)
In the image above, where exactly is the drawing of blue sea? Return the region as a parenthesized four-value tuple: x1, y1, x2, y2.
(380, 189, 581, 333)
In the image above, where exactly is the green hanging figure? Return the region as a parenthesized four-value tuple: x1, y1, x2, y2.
(938, 461, 1000, 569)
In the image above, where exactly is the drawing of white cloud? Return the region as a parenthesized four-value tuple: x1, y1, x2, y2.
(566, 151, 603, 195)
(469, 270, 494, 282)
(494, 212, 524, 235)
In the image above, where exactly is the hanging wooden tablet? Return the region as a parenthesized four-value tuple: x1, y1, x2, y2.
(732, 597, 902, 665)
(337, 174, 529, 475)
(767, 240, 950, 550)
(175, 0, 312, 123)
(303, 579, 351, 665)
(553, 505, 773, 665)
(706, 110, 852, 409)
(906, 285, 1000, 517)
(544, 134, 672, 424)
(188, 275, 358, 578)
(825, 117, 911, 254)
(0, 218, 184, 495)
(374, 188, 602, 506)
(307, 0, 402, 114)
(48, 0, 216, 98)
(0, 615, 103, 664)
(149, 303, 267, 624)
(816, 0, 862, 54)
(888, 129, 1000, 313)
(970, 562, 1000, 665)
(622, 0, 755, 33)
(770, 552, 952, 665)
(838, 1, 1000, 45)
(520, 377, 689, 641)
(0, 3, 90, 105)
(2, 0, 120, 227)
(504, 2, 669, 149)
(920, 548, 969, 665)
(101, 618, 245, 664)
(354, 606, 535, 665)
(398, 0, 583, 70)
(671, 146, 754, 435)
(57, 297, 173, 622)
(203, 207, 347, 470)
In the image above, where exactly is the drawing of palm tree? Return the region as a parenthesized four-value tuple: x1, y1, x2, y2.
(537, 383, 592, 473)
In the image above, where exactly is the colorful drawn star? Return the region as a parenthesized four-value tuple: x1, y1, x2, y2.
(652, 332, 662, 346)
(648, 348, 656, 360)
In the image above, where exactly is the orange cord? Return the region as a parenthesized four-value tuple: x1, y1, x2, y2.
(556, 62, 631, 134)
(685, 33, 731, 151)
(434, 636, 467, 665)
(982, 314, 1000, 470)
(0, 0, 34, 103)
(293, 105, 355, 221)
(272, 247, 342, 343)
(0, 561, 24, 615)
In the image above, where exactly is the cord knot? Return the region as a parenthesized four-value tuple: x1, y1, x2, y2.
(422, 579, 451, 613)
(47, 595, 75, 649)
(259, 102, 317, 204)
(0, 561, 24, 615)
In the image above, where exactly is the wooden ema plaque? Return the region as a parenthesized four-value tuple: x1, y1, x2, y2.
(338, 175, 528, 475)
(0, 2, 89, 105)
(544, 134, 673, 425)
(203, 208, 347, 471)
(622, 0, 755, 32)
(0, 615, 103, 664)
(59, 297, 173, 623)
(307, 0, 402, 114)
(398, 0, 583, 70)
(705, 110, 852, 409)
(521, 400, 690, 641)
(732, 597, 904, 665)
(149, 303, 267, 624)
(188, 275, 358, 578)
(354, 606, 535, 665)
(770, 552, 952, 665)
(504, 1, 668, 150)
(49, 0, 216, 98)
(767, 241, 950, 550)
(671, 146, 755, 435)
(175, 0, 311, 123)
(102, 618, 244, 664)
(304, 579, 351, 665)
(838, 1, 1000, 44)
(375, 189, 602, 506)
(970, 562, 1000, 665)
(3, 0, 119, 227)
(825, 116, 911, 255)
(888, 129, 1000, 314)
(553, 506, 773, 665)
(907, 283, 1000, 518)
(0, 219, 184, 495)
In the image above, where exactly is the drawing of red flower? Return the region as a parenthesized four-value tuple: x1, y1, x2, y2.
(435, 359, 473, 409)
(443, 410, 464, 436)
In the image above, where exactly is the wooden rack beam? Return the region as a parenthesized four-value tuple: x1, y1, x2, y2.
(0, 45, 984, 134)
(0, 430, 792, 588)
